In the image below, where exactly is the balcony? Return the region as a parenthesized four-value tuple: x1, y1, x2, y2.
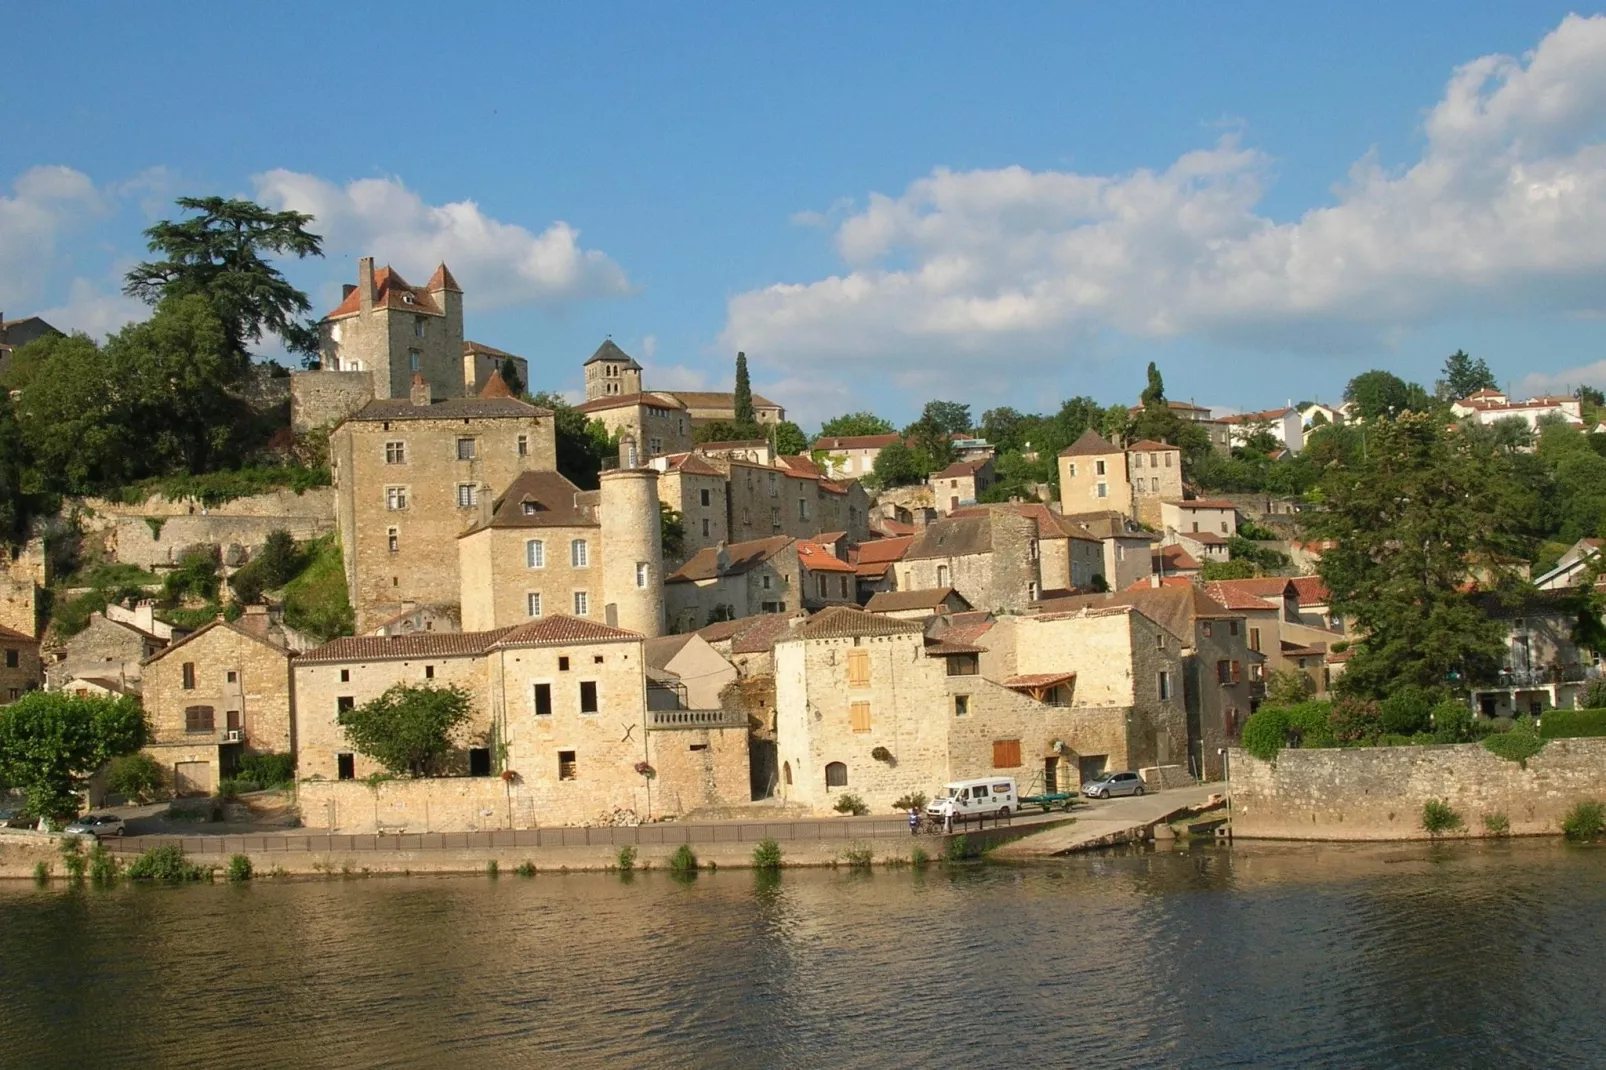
(1474, 665, 1602, 690)
(647, 708, 747, 730)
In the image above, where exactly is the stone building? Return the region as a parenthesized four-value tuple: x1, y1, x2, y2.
(654, 453, 729, 565)
(44, 611, 167, 693)
(573, 391, 692, 460)
(665, 535, 856, 632)
(140, 612, 295, 796)
(293, 616, 749, 830)
(896, 510, 1044, 613)
(1057, 429, 1183, 526)
(661, 388, 785, 428)
(949, 503, 1103, 597)
(0, 313, 63, 377)
(1161, 499, 1239, 539)
(329, 375, 557, 632)
(463, 341, 529, 396)
(583, 339, 644, 400)
(718, 458, 870, 546)
(0, 624, 42, 703)
(1061, 511, 1158, 593)
(318, 258, 465, 403)
(812, 433, 900, 480)
(863, 588, 972, 620)
(929, 459, 995, 514)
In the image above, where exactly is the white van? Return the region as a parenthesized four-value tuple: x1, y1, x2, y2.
(925, 777, 1018, 821)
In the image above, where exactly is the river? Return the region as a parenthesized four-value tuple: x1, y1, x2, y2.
(1, 840, 1603, 1069)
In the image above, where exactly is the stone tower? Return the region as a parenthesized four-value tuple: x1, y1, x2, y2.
(1057, 429, 1134, 519)
(317, 257, 465, 402)
(600, 436, 664, 638)
(584, 339, 643, 401)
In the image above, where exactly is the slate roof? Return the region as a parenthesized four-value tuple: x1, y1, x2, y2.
(904, 515, 996, 561)
(585, 339, 642, 368)
(785, 606, 926, 640)
(949, 502, 1100, 543)
(864, 588, 971, 614)
(344, 396, 548, 423)
(1058, 429, 1121, 458)
(667, 536, 793, 583)
(460, 471, 597, 535)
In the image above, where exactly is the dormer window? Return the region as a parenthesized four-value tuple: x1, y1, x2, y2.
(401, 292, 416, 305)
(522, 500, 542, 515)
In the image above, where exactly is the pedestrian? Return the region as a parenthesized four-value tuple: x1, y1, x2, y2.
(908, 807, 920, 835)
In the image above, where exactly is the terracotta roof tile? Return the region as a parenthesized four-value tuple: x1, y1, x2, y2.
(299, 629, 515, 663)
(668, 536, 793, 583)
(1126, 439, 1180, 452)
(785, 606, 925, 640)
(1203, 580, 1288, 612)
(460, 471, 597, 534)
(493, 615, 641, 647)
(425, 263, 463, 293)
(573, 391, 686, 414)
(660, 453, 724, 477)
(478, 369, 514, 398)
(797, 541, 856, 573)
(864, 587, 970, 613)
(324, 266, 444, 320)
(1058, 429, 1120, 458)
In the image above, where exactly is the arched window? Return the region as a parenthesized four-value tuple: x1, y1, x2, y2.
(825, 761, 848, 789)
(936, 564, 949, 587)
(782, 762, 792, 786)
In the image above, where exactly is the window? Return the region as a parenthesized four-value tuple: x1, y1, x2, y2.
(992, 739, 1023, 768)
(1229, 621, 1239, 637)
(593, 654, 604, 664)
(182, 662, 196, 690)
(636, 562, 649, 588)
(386, 486, 408, 510)
(1155, 632, 1165, 649)
(702, 518, 711, 537)
(573, 591, 590, 616)
(762, 574, 772, 591)
(527, 539, 545, 568)
(847, 649, 870, 688)
(799, 498, 810, 521)
(768, 472, 778, 497)
(558, 750, 577, 780)
(1221, 521, 1229, 534)
(1067, 463, 1077, 478)
(414, 317, 426, 338)
(947, 653, 979, 676)
(385, 440, 406, 464)
(850, 701, 871, 733)
(517, 434, 529, 457)
(1217, 660, 1242, 685)
(401, 292, 415, 305)
(184, 705, 214, 732)
(387, 527, 399, 553)
(337, 753, 355, 781)
(840, 575, 850, 599)
(825, 761, 848, 788)
(1149, 452, 1158, 466)
(571, 539, 589, 567)
(6, 648, 20, 669)
(1096, 483, 1108, 499)
(770, 507, 780, 530)
(456, 483, 478, 508)
(226, 671, 237, 684)
(1133, 454, 1143, 469)
(1249, 627, 1261, 653)
(1202, 621, 1213, 638)
(649, 437, 662, 455)
(1158, 671, 1171, 700)
(8, 688, 18, 701)
(1095, 460, 1106, 476)
(409, 350, 421, 372)
(580, 680, 598, 713)
(457, 438, 477, 461)
(1028, 539, 1039, 561)
(533, 683, 552, 715)
(424, 665, 434, 680)
(1192, 521, 1200, 533)
(469, 748, 492, 777)
(1165, 452, 1173, 468)
(700, 488, 711, 507)
(340, 669, 350, 683)
(526, 592, 543, 618)
(1151, 478, 1160, 492)
(337, 696, 355, 713)
(1232, 660, 1242, 684)
(936, 564, 949, 587)
(954, 694, 970, 717)
(1028, 581, 1039, 601)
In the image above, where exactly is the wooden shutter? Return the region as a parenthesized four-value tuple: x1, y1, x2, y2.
(992, 739, 1022, 768)
(1231, 661, 1242, 685)
(847, 650, 870, 688)
(850, 701, 871, 733)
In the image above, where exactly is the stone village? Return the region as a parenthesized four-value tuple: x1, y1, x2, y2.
(3, 260, 1600, 837)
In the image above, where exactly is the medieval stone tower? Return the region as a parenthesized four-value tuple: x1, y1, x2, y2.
(599, 435, 665, 637)
(318, 257, 465, 403)
(584, 339, 643, 401)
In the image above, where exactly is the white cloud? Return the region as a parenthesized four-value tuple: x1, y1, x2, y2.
(0, 165, 107, 310)
(724, 14, 1606, 371)
(644, 363, 711, 391)
(253, 170, 632, 311)
(36, 278, 146, 340)
(1516, 361, 1606, 398)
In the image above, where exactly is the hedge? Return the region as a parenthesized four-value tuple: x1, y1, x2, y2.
(1540, 709, 1606, 739)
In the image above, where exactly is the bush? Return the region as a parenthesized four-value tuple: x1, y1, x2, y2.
(1482, 813, 1510, 837)
(1539, 709, 1606, 739)
(1422, 799, 1463, 837)
(910, 847, 930, 868)
(126, 844, 207, 881)
(1584, 680, 1606, 710)
(59, 836, 87, 880)
(1481, 716, 1545, 766)
(282, 535, 354, 641)
(1562, 800, 1606, 842)
(616, 845, 637, 872)
(235, 752, 295, 787)
(840, 842, 874, 868)
(1265, 669, 1317, 708)
(33, 861, 49, 883)
(891, 792, 928, 812)
(1380, 687, 1438, 736)
(1240, 700, 1336, 761)
(486, 860, 499, 878)
(1431, 700, 1474, 743)
(833, 793, 869, 816)
(515, 861, 536, 877)
(88, 842, 119, 884)
(1329, 698, 1384, 746)
(945, 834, 981, 862)
(226, 854, 253, 882)
(752, 838, 782, 870)
(668, 845, 697, 874)
(106, 754, 165, 802)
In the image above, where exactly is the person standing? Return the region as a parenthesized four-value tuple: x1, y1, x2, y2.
(908, 807, 920, 835)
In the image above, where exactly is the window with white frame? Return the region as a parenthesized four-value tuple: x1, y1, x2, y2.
(526, 539, 545, 568)
(457, 437, 476, 461)
(636, 562, 648, 588)
(517, 434, 528, 457)
(573, 590, 589, 616)
(571, 539, 589, 567)
(527, 592, 543, 617)
(385, 486, 408, 510)
(456, 483, 478, 508)
(384, 440, 406, 464)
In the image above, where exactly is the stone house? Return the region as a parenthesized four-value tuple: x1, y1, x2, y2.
(1061, 510, 1157, 592)
(697, 612, 798, 679)
(329, 375, 558, 632)
(654, 453, 730, 565)
(0, 624, 42, 703)
(661, 389, 785, 428)
(583, 339, 643, 399)
(294, 615, 750, 829)
(45, 611, 166, 693)
(141, 611, 295, 796)
(851, 535, 913, 600)
(1153, 544, 1202, 580)
(1465, 590, 1605, 718)
(929, 459, 995, 514)
(796, 540, 858, 609)
(665, 536, 856, 632)
(371, 604, 461, 636)
(644, 632, 737, 709)
(1221, 407, 1305, 454)
(1203, 579, 1344, 695)
(463, 340, 529, 396)
(573, 391, 692, 459)
(897, 511, 1042, 613)
(1057, 429, 1182, 526)
(1170, 530, 1230, 564)
(950, 502, 1104, 596)
(812, 433, 901, 480)
(1161, 499, 1238, 540)
(317, 258, 465, 403)
(864, 588, 973, 620)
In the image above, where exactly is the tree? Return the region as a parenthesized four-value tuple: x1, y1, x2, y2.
(1576, 384, 1605, 414)
(921, 400, 972, 437)
(1436, 350, 1497, 401)
(1343, 370, 1431, 421)
(529, 392, 609, 489)
(499, 356, 525, 396)
(337, 684, 473, 777)
(733, 352, 755, 425)
(981, 407, 1028, 453)
(0, 394, 34, 548)
(770, 420, 808, 457)
(1200, 559, 1256, 580)
(871, 439, 923, 487)
(6, 332, 138, 493)
(904, 400, 967, 474)
(819, 412, 894, 438)
(1140, 362, 1166, 408)
(695, 420, 760, 444)
(659, 502, 685, 561)
(1265, 668, 1317, 707)
(124, 196, 324, 357)
(0, 692, 147, 819)
(1310, 412, 1527, 696)
(230, 529, 304, 604)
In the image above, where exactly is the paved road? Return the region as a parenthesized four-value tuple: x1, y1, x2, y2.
(990, 784, 1221, 858)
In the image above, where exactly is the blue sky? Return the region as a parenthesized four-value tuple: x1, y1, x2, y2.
(4, 3, 1606, 429)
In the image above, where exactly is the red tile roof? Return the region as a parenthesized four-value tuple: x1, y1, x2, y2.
(1203, 580, 1286, 612)
(1127, 575, 1195, 590)
(1155, 544, 1201, 572)
(299, 629, 514, 664)
(660, 453, 725, 477)
(814, 434, 901, 450)
(778, 455, 824, 477)
(494, 615, 641, 647)
(425, 263, 463, 293)
(1126, 439, 1180, 452)
(1002, 672, 1076, 690)
(797, 541, 855, 573)
(324, 266, 445, 320)
(478, 369, 514, 398)
(1289, 576, 1330, 606)
(871, 518, 916, 537)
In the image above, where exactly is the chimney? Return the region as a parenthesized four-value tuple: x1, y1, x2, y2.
(238, 604, 271, 638)
(715, 540, 730, 575)
(1150, 574, 1161, 589)
(410, 373, 432, 407)
(358, 256, 375, 313)
(342, 284, 357, 300)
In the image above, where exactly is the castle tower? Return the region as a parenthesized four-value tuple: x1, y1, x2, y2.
(584, 339, 644, 400)
(424, 263, 465, 400)
(600, 435, 664, 638)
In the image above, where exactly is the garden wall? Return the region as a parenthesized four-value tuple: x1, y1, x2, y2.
(75, 490, 337, 569)
(1228, 737, 1606, 840)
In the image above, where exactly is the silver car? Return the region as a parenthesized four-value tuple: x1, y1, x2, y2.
(1081, 771, 1146, 799)
(62, 814, 125, 839)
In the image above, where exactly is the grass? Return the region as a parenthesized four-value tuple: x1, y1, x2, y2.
(32, 861, 50, 883)
(839, 842, 874, 868)
(944, 834, 984, 862)
(668, 845, 698, 874)
(486, 860, 499, 878)
(59, 836, 87, 880)
(108, 465, 331, 507)
(1562, 800, 1606, 842)
(1482, 813, 1511, 837)
(910, 846, 930, 868)
(282, 534, 354, 641)
(88, 843, 119, 884)
(515, 861, 536, 878)
(1422, 799, 1464, 838)
(752, 838, 782, 871)
(616, 845, 638, 873)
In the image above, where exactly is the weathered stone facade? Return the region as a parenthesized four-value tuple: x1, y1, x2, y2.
(572, 393, 692, 458)
(290, 371, 374, 433)
(0, 625, 42, 703)
(1057, 430, 1182, 526)
(318, 258, 465, 403)
(896, 511, 1040, 612)
(655, 455, 729, 565)
(1229, 738, 1606, 840)
(45, 613, 163, 691)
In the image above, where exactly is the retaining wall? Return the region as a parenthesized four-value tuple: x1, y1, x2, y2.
(1228, 738, 1606, 840)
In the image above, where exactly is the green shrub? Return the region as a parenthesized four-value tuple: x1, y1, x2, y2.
(1422, 799, 1463, 837)
(126, 844, 207, 881)
(668, 844, 698, 874)
(891, 792, 928, 812)
(1481, 716, 1545, 766)
(515, 861, 536, 877)
(1380, 687, 1438, 736)
(106, 754, 165, 802)
(88, 842, 119, 884)
(616, 845, 637, 872)
(32, 861, 49, 883)
(226, 854, 253, 882)
(1329, 698, 1384, 745)
(486, 860, 499, 878)
(833, 793, 869, 816)
(59, 835, 87, 880)
(1482, 813, 1510, 837)
(1240, 700, 1336, 761)
(840, 842, 873, 868)
(1539, 709, 1606, 739)
(910, 847, 930, 868)
(234, 752, 295, 787)
(282, 535, 354, 641)
(112, 465, 331, 508)
(945, 834, 981, 862)
(752, 838, 782, 871)
(1562, 800, 1606, 842)
(1583, 680, 1606, 710)
(1431, 700, 1474, 743)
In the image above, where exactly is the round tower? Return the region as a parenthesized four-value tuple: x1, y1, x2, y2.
(600, 444, 665, 638)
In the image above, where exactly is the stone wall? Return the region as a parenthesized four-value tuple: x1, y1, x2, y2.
(74, 488, 337, 570)
(290, 371, 374, 432)
(1228, 739, 1606, 840)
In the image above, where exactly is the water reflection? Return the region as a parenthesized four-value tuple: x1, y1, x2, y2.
(0, 842, 1603, 1069)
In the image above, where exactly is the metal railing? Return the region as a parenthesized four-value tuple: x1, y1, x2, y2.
(646, 708, 746, 730)
(1474, 665, 1602, 689)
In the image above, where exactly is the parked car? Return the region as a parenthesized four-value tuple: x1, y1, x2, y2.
(1081, 771, 1146, 799)
(62, 814, 125, 839)
(0, 806, 29, 829)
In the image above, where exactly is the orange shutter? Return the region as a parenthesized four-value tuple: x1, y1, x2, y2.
(850, 701, 871, 733)
(847, 650, 870, 688)
(992, 739, 1022, 768)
